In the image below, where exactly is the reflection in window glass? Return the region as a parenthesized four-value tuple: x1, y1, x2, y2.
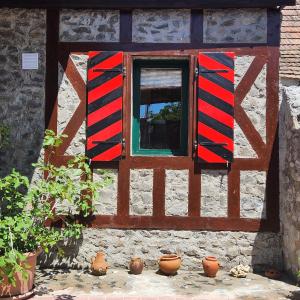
(139, 68, 183, 150)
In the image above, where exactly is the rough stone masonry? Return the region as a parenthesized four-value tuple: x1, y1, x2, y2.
(0, 7, 285, 272)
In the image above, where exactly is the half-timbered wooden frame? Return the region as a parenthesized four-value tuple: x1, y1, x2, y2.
(43, 8, 281, 232)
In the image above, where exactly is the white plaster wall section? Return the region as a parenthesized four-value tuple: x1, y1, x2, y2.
(234, 121, 257, 158)
(165, 170, 189, 216)
(203, 9, 267, 44)
(130, 169, 153, 216)
(235, 56, 255, 87)
(59, 9, 120, 42)
(234, 56, 257, 158)
(57, 63, 85, 156)
(132, 9, 191, 43)
(65, 54, 89, 155)
(70, 54, 88, 83)
(241, 65, 267, 143)
(240, 171, 267, 219)
(57, 63, 79, 135)
(201, 170, 228, 217)
(93, 169, 118, 215)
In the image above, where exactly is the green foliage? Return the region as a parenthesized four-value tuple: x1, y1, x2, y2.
(0, 130, 104, 286)
(0, 124, 9, 150)
(152, 103, 182, 121)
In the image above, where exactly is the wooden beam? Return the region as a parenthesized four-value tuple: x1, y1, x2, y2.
(45, 9, 59, 130)
(0, 0, 295, 9)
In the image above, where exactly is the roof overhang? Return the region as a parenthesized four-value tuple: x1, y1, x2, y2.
(0, 0, 296, 9)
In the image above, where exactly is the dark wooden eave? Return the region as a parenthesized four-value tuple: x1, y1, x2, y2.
(0, 0, 296, 9)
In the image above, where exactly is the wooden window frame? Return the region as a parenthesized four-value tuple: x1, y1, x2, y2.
(131, 59, 189, 156)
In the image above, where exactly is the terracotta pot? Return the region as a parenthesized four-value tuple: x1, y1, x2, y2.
(91, 252, 109, 276)
(129, 257, 144, 275)
(0, 250, 39, 299)
(158, 254, 181, 275)
(265, 268, 281, 280)
(202, 256, 220, 278)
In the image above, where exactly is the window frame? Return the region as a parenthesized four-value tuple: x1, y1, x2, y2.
(132, 59, 189, 156)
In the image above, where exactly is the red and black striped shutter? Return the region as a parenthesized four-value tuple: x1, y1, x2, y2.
(87, 51, 124, 162)
(197, 52, 234, 163)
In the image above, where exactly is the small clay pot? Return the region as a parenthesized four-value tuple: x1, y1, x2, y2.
(158, 254, 181, 276)
(265, 268, 281, 280)
(91, 252, 109, 276)
(202, 256, 220, 278)
(129, 257, 144, 275)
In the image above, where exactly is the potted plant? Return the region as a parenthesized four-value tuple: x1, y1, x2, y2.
(0, 130, 105, 298)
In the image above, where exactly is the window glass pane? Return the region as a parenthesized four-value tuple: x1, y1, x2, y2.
(139, 68, 183, 150)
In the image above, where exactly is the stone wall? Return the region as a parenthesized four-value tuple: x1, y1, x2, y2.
(280, 81, 300, 277)
(40, 228, 282, 272)
(0, 7, 281, 272)
(0, 8, 46, 179)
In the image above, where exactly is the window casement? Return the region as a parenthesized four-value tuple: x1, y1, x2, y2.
(86, 51, 235, 163)
(132, 59, 189, 156)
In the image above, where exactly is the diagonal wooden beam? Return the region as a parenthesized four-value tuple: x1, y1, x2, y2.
(57, 54, 87, 154)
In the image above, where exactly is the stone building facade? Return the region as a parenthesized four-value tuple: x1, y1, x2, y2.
(0, 1, 296, 275)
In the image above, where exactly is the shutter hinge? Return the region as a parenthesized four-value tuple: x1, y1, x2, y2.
(199, 142, 228, 146)
(123, 67, 126, 77)
(122, 138, 126, 149)
(195, 67, 199, 77)
(199, 69, 229, 74)
(193, 140, 198, 151)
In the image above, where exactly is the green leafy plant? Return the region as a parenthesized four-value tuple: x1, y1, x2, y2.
(0, 130, 106, 286)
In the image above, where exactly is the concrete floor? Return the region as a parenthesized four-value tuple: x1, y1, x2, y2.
(32, 269, 300, 300)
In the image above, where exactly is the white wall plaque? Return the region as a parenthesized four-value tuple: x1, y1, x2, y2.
(22, 53, 39, 70)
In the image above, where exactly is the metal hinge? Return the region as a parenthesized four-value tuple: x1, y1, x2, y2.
(93, 66, 126, 76)
(199, 69, 229, 74)
(199, 142, 228, 146)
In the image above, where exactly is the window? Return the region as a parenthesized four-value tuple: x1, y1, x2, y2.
(132, 59, 189, 156)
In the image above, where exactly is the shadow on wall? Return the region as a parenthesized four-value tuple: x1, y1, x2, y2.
(0, 9, 47, 181)
(278, 80, 300, 278)
(38, 235, 84, 270)
(250, 124, 282, 273)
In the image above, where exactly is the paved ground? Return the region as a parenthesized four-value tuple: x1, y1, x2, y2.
(31, 269, 300, 300)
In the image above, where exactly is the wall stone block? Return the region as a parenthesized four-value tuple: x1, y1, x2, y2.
(60, 9, 120, 42)
(132, 9, 191, 43)
(203, 9, 267, 44)
(130, 169, 153, 216)
(240, 171, 267, 219)
(201, 170, 228, 217)
(93, 169, 118, 215)
(165, 170, 189, 216)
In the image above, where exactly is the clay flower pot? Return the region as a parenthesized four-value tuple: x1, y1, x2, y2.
(91, 252, 109, 276)
(202, 256, 220, 278)
(129, 257, 144, 275)
(0, 250, 40, 299)
(265, 268, 281, 280)
(158, 254, 181, 275)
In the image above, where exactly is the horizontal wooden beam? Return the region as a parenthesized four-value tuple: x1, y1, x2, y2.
(84, 215, 279, 232)
(0, 0, 295, 9)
